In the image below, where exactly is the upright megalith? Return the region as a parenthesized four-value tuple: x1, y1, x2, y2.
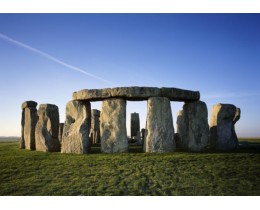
(58, 123, 64, 144)
(144, 97, 175, 153)
(181, 101, 209, 151)
(61, 100, 91, 154)
(209, 103, 241, 150)
(130, 112, 140, 139)
(35, 104, 60, 152)
(175, 110, 184, 148)
(100, 99, 128, 153)
(90, 109, 100, 144)
(20, 101, 38, 150)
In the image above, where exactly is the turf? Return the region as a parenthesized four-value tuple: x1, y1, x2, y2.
(0, 140, 259, 196)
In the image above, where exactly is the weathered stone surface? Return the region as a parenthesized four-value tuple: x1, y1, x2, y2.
(176, 110, 184, 147)
(35, 104, 60, 152)
(181, 101, 209, 151)
(20, 109, 25, 149)
(61, 100, 91, 154)
(58, 123, 64, 144)
(73, 86, 200, 102)
(130, 112, 140, 138)
(24, 107, 38, 150)
(111, 87, 160, 101)
(75, 88, 111, 101)
(100, 99, 128, 153)
(21, 101, 37, 109)
(90, 109, 100, 144)
(210, 103, 240, 150)
(144, 97, 175, 152)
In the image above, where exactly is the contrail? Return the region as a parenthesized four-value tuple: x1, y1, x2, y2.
(0, 32, 118, 86)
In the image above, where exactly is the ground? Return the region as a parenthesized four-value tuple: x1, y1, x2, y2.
(0, 139, 259, 195)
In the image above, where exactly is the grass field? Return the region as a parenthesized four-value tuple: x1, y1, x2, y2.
(0, 139, 259, 196)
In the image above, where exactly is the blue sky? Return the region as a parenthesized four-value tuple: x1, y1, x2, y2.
(0, 14, 259, 137)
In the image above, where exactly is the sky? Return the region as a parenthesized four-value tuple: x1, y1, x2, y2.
(0, 14, 259, 137)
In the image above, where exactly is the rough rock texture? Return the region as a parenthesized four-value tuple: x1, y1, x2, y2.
(73, 86, 200, 102)
(74, 88, 111, 101)
(100, 99, 128, 153)
(35, 104, 60, 152)
(130, 112, 140, 138)
(176, 110, 184, 148)
(90, 109, 101, 144)
(181, 101, 209, 151)
(144, 97, 175, 152)
(21, 101, 37, 109)
(20, 109, 25, 149)
(61, 100, 91, 154)
(20, 101, 38, 150)
(58, 123, 64, 144)
(24, 107, 38, 150)
(210, 103, 240, 150)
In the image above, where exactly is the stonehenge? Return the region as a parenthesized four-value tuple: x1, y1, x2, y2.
(61, 100, 91, 154)
(20, 101, 38, 150)
(35, 104, 60, 152)
(209, 104, 241, 151)
(20, 86, 241, 154)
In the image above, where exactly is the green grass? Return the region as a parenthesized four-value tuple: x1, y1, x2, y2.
(0, 140, 259, 196)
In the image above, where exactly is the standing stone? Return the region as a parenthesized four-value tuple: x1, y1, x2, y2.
(181, 101, 209, 151)
(20, 109, 25, 149)
(209, 103, 240, 150)
(35, 104, 60, 152)
(58, 123, 64, 144)
(144, 97, 175, 152)
(90, 109, 101, 144)
(141, 128, 145, 141)
(61, 100, 91, 154)
(100, 99, 128, 153)
(130, 112, 140, 139)
(176, 110, 184, 148)
(20, 101, 38, 150)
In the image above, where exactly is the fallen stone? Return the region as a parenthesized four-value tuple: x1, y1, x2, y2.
(100, 99, 128, 153)
(181, 101, 209, 151)
(144, 97, 175, 152)
(35, 104, 60, 152)
(73, 86, 200, 102)
(210, 103, 240, 150)
(61, 100, 91, 154)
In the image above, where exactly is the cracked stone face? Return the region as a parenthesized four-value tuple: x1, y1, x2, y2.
(61, 100, 91, 154)
(144, 97, 175, 153)
(100, 99, 128, 153)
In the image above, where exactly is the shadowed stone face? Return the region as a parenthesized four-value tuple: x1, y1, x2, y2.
(130, 112, 140, 138)
(145, 97, 175, 153)
(61, 100, 91, 154)
(58, 123, 64, 144)
(20, 101, 38, 150)
(210, 103, 240, 150)
(181, 101, 209, 151)
(90, 109, 100, 144)
(100, 99, 128, 153)
(35, 104, 60, 152)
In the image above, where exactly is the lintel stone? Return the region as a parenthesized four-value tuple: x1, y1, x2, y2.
(73, 86, 200, 102)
